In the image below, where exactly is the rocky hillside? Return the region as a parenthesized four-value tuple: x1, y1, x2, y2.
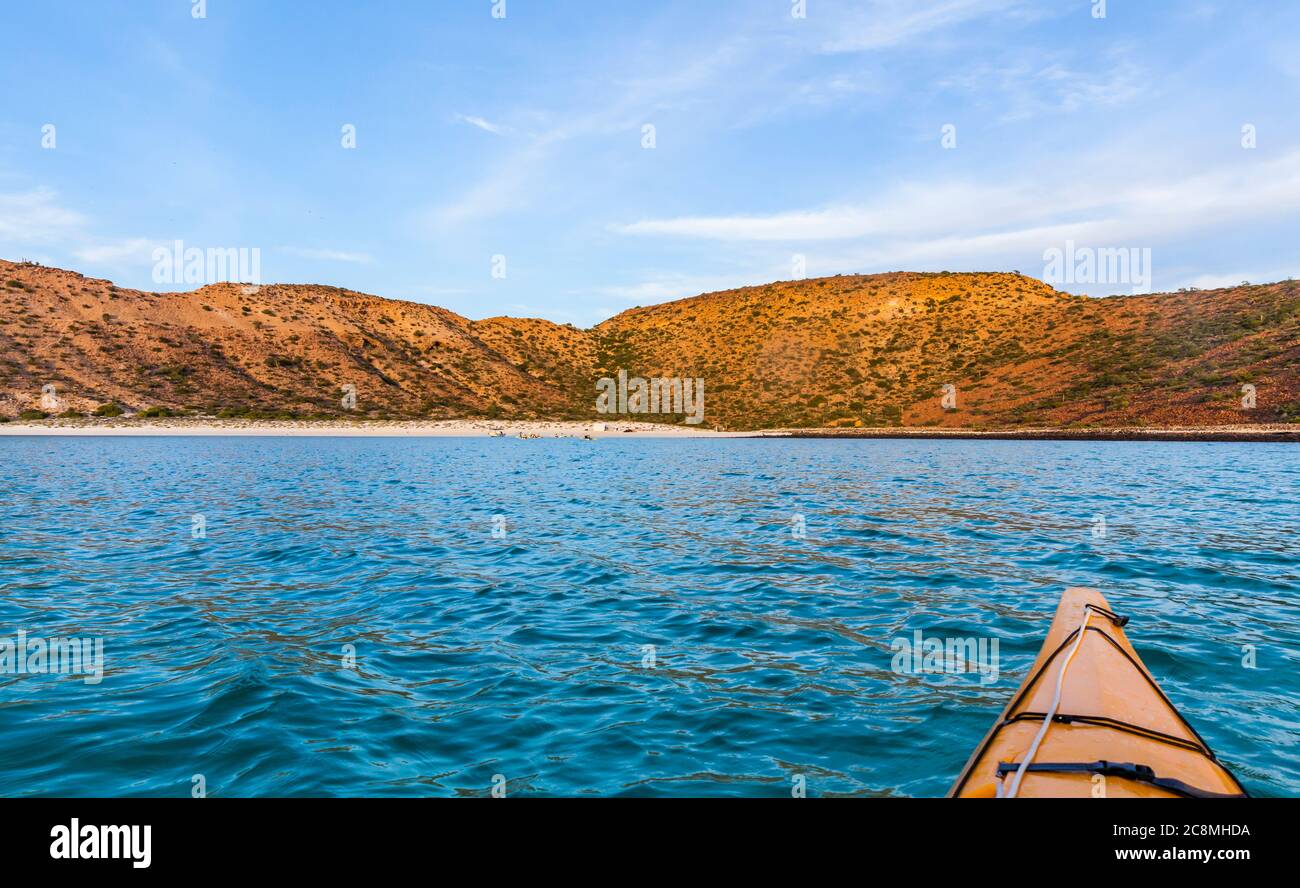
(595, 272, 1300, 429)
(0, 259, 593, 421)
(2, 259, 1297, 429)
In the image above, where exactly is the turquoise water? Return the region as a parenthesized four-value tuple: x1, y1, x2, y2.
(0, 436, 1295, 797)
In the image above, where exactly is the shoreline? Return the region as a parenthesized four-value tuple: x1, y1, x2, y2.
(0, 419, 742, 438)
(0, 419, 1296, 442)
(764, 426, 1300, 443)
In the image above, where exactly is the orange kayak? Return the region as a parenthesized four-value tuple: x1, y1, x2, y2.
(949, 587, 1248, 798)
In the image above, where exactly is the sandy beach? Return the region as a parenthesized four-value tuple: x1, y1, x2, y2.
(0, 418, 742, 438)
(0, 418, 1296, 441)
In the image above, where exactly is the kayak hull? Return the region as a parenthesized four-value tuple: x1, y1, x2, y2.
(948, 588, 1246, 798)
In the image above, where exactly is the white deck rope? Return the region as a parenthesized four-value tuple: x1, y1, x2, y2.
(1004, 604, 1096, 799)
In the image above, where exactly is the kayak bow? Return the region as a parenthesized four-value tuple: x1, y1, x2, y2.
(949, 587, 1247, 798)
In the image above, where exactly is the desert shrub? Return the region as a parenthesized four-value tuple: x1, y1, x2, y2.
(94, 403, 125, 417)
(217, 406, 301, 419)
(264, 354, 302, 368)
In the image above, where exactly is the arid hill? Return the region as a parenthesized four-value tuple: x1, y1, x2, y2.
(0, 259, 594, 421)
(2, 258, 1297, 429)
(595, 272, 1300, 429)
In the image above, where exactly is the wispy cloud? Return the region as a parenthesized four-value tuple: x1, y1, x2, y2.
(938, 53, 1148, 122)
(281, 246, 374, 264)
(455, 114, 508, 136)
(418, 141, 551, 231)
(0, 189, 86, 242)
(416, 1, 1056, 238)
(615, 152, 1300, 253)
(0, 190, 162, 270)
(419, 44, 758, 232)
(73, 238, 162, 264)
(819, 0, 1033, 53)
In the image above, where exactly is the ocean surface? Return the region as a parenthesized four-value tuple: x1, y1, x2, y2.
(0, 436, 1296, 797)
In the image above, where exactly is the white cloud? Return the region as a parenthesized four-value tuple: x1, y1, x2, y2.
(456, 114, 507, 136)
(73, 238, 163, 264)
(0, 189, 86, 242)
(938, 54, 1148, 122)
(0, 191, 162, 271)
(419, 140, 554, 231)
(281, 246, 373, 264)
(614, 152, 1300, 261)
(616, 208, 875, 242)
(820, 0, 1032, 54)
(614, 180, 1068, 242)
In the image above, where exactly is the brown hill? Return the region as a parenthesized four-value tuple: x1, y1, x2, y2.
(2, 259, 1297, 429)
(0, 259, 592, 421)
(595, 272, 1300, 429)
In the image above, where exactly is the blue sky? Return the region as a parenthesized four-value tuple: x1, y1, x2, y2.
(3, 0, 1298, 324)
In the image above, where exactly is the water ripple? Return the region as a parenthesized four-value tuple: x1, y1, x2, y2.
(0, 437, 1296, 796)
